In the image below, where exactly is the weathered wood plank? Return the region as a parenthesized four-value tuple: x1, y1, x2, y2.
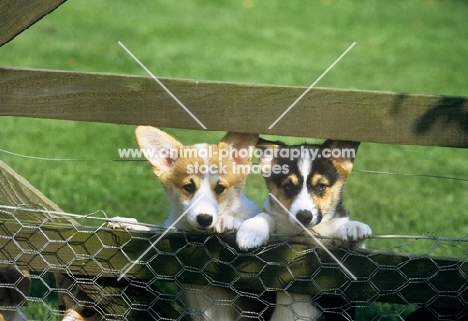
(0, 0, 68, 46)
(1, 67, 468, 147)
(0, 160, 71, 224)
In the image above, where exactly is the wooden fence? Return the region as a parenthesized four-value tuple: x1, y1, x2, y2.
(1, 2, 468, 320)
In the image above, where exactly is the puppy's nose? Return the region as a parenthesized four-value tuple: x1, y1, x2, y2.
(296, 210, 313, 225)
(196, 214, 213, 227)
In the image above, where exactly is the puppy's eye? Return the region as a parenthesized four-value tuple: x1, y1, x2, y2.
(283, 182, 294, 191)
(214, 184, 226, 195)
(315, 183, 328, 192)
(58, 305, 66, 313)
(183, 183, 195, 193)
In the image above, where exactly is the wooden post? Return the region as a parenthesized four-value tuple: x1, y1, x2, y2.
(0, 0, 68, 46)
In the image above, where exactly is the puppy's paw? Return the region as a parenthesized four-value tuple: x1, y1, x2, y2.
(107, 217, 151, 231)
(336, 221, 372, 244)
(214, 216, 243, 233)
(236, 217, 270, 251)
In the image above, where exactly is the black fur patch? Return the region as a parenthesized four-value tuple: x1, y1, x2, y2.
(263, 143, 349, 218)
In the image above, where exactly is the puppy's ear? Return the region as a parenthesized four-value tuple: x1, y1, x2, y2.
(257, 144, 279, 167)
(323, 140, 360, 176)
(220, 132, 259, 165)
(135, 126, 183, 176)
(256, 137, 283, 167)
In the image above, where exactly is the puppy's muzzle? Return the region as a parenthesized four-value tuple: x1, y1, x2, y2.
(296, 210, 313, 225)
(196, 214, 213, 228)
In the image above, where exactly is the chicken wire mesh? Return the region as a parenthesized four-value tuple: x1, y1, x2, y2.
(0, 204, 467, 321)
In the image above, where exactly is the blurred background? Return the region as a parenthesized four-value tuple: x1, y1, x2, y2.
(1, 0, 467, 246)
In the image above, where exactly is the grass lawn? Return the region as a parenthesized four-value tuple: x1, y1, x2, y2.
(1, 0, 468, 319)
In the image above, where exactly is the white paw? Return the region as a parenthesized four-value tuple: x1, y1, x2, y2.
(107, 217, 151, 231)
(236, 217, 270, 251)
(214, 216, 243, 233)
(336, 220, 372, 243)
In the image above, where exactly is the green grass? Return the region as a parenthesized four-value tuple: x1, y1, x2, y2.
(2, 0, 468, 319)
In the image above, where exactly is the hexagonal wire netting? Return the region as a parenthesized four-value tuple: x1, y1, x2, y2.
(0, 204, 467, 321)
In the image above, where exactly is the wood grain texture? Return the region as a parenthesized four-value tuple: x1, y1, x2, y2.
(0, 160, 65, 215)
(1, 67, 468, 147)
(0, 0, 68, 46)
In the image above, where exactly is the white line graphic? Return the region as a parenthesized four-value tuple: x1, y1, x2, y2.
(268, 193, 357, 280)
(118, 41, 207, 129)
(118, 193, 206, 281)
(268, 42, 356, 129)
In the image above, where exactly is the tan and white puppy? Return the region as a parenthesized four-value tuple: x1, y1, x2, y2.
(136, 126, 259, 320)
(0, 268, 30, 321)
(236, 140, 372, 320)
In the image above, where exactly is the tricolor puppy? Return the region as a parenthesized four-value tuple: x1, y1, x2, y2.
(0, 268, 30, 321)
(136, 126, 259, 320)
(236, 140, 372, 321)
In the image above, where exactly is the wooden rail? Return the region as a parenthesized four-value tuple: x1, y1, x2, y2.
(1, 67, 468, 147)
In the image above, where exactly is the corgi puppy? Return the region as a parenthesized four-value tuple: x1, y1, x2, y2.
(56, 274, 102, 321)
(236, 140, 372, 320)
(0, 268, 30, 321)
(135, 126, 259, 320)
